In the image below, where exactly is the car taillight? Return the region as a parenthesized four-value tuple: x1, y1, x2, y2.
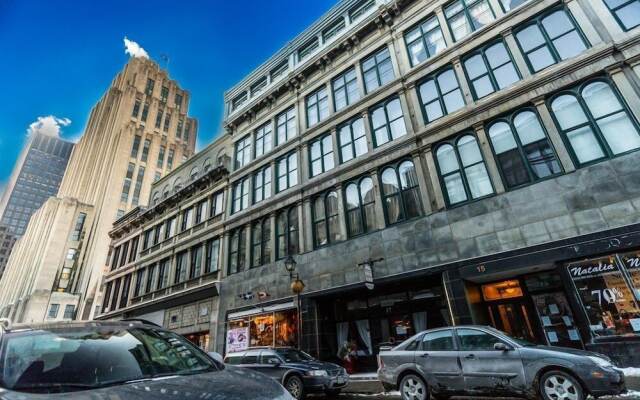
(377, 355, 384, 369)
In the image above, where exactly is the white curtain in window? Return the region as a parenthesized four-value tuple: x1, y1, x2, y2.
(412, 312, 428, 333)
(336, 322, 349, 349)
(355, 319, 372, 355)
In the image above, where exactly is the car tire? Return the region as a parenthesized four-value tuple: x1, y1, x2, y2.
(400, 373, 429, 400)
(284, 375, 305, 400)
(325, 389, 341, 397)
(539, 370, 584, 400)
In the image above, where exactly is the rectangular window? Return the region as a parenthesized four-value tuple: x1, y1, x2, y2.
(175, 93, 183, 109)
(145, 79, 155, 95)
(232, 92, 248, 110)
(418, 67, 465, 124)
(205, 238, 220, 274)
(605, 0, 640, 31)
(70, 212, 86, 241)
(234, 136, 252, 169)
(251, 77, 268, 96)
(132, 99, 141, 118)
(167, 149, 175, 170)
(163, 113, 171, 133)
(119, 274, 131, 309)
(119, 242, 129, 267)
(310, 134, 335, 177)
(515, 8, 588, 73)
(306, 87, 329, 127)
(128, 237, 139, 263)
(276, 208, 299, 259)
(141, 139, 151, 162)
(339, 117, 368, 163)
(232, 178, 250, 213)
(181, 208, 193, 231)
(142, 229, 152, 250)
(145, 264, 156, 293)
(277, 107, 297, 145)
(298, 37, 319, 61)
(121, 163, 135, 202)
(177, 118, 184, 139)
(500, 0, 530, 11)
(184, 120, 192, 141)
(190, 245, 203, 279)
(322, 18, 346, 42)
(255, 122, 273, 158)
(253, 166, 272, 204)
(152, 224, 161, 246)
(228, 228, 246, 275)
(463, 41, 520, 99)
(276, 152, 298, 192)
(133, 269, 145, 297)
(370, 97, 407, 147)
(164, 216, 176, 240)
(405, 15, 446, 67)
(155, 108, 164, 129)
(445, 0, 495, 42)
(332, 68, 360, 111)
(131, 166, 145, 206)
(349, 0, 375, 22)
(63, 305, 75, 320)
(102, 282, 113, 312)
(157, 259, 169, 290)
(210, 192, 224, 217)
(141, 102, 150, 122)
(175, 251, 188, 284)
(270, 60, 289, 81)
(161, 86, 169, 103)
(157, 146, 166, 169)
(48, 304, 60, 319)
(362, 47, 395, 94)
(195, 200, 207, 224)
(131, 135, 142, 158)
(251, 219, 271, 267)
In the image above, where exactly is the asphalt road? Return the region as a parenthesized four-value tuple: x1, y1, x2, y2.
(334, 394, 640, 400)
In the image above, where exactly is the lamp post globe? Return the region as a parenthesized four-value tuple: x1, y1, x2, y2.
(284, 255, 297, 273)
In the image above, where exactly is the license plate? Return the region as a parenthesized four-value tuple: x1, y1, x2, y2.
(336, 377, 346, 384)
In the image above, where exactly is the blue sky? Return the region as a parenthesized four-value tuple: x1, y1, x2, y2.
(0, 0, 336, 193)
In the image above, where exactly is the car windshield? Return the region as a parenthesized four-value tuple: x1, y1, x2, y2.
(275, 349, 314, 362)
(486, 326, 537, 347)
(0, 325, 219, 393)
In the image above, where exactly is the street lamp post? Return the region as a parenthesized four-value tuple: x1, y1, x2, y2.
(284, 255, 304, 349)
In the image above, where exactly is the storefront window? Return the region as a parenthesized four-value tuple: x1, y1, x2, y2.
(227, 309, 298, 352)
(481, 280, 523, 301)
(620, 251, 640, 301)
(568, 255, 640, 337)
(275, 310, 298, 347)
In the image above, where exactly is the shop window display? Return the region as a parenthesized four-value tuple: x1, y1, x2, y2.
(226, 309, 298, 352)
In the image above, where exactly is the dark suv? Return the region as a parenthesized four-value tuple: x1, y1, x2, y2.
(225, 347, 348, 399)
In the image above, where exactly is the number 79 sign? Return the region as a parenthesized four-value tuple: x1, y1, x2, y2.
(591, 288, 624, 305)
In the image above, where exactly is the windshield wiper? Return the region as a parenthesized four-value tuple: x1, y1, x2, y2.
(12, 382, 97, 393)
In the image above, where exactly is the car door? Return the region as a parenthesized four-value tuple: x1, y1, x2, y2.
(255, 350, 286, 381)
(414, 329, 464, 394)
(239, 349, 262, 372)
(456, 328, 526, 396)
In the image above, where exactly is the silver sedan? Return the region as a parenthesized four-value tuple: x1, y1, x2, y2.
(377, 325, 625, 400)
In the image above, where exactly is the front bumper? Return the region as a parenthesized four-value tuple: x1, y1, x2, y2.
(302, 374, 349, 393)
(586, 368, 626, 397)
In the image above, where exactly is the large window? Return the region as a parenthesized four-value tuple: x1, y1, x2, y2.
(276, 107, 297, 145)
(487, 109, 561, 189)
(157, 146, 166, 169)
(604, 0, 640, 31)
(370, 97, 407, 147)
(157, 258, 170, 290)
(332, 68, 360, 111)
(310, 134, 335, 177)
(418, 67, 465, 123)
(276, 208, 299, 259)
(313, 191, 341, 247)
(190, 245, 203, 279)
(345, 177, 377, 237)
(445, 0, 495, 42)
(380, 160, 422, 224)
(255, 122, 273, 158)
(205, 238, 220, 274)
(362, 47, 395, 93)
(500, 0, 529, 12)
(175, 251, 188, 284)
(228, 228, 246, 275)
(276, 152, 298, 192)
(120, 163, 135, 203)
(549, 79, 640, 166)
(436, 134, 494, 206)
(181, 208, 193, 232)
(253, 166, 272, 204)
(339, 117, 368, 163)
(131, 166, 145, 206)
(210, 191, 224, 217)
(405, 15, 446, 67)
(235, 136, 252, 170)
(251, 219, 271, 267)
(306, 87, 329, 127)
(232, 178, 250, 213)
(515, 8, 588, 73)
(140, 139, 151, 162)
(463, 41, 520, 99)
(130, 135, 141, 158)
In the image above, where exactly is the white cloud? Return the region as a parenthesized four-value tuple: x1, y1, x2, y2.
(123, 36, 149, 59)
(26, 115, 72, 138)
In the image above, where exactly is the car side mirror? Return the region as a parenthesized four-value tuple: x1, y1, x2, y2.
(267, 358, 281, 366)
(208, 351, 224, 363)
(494, 342, 511, 351)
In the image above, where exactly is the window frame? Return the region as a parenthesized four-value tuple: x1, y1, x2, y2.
(338, 116, 368, 164)
(417, 66, 466, 125)
(276, 152, 299, 193)
(332, 67, 360, 111)
(312, 190, 341, 248)
(309, 133, 335, 177)
(461, 39, 521, 100)
(379, 159, 424, 225)
(232, 177, 250, 214)
(276, 207, 299, 260)
(444, 0, 496, 43)
(306, 86, 330, 127)
(251, 218, 271, 268)
(361, 46, 395, 94)
(228, 227, 246, 275)
(253, 165, 272, 204)
(234, 135, 252, 170)
(343, 176, 377, 238)
(404, 14, 446, 67)
(254, 122, 273, 158)
(276, 107, 297, 145)
(369, 97, 407, 147)
(604, 0, 640, 31)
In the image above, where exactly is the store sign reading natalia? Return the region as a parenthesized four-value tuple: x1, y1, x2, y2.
(568, 260, 617, 279)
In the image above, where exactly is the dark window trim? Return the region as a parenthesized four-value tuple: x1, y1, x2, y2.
(416, 65, 466, 125)
(343, 175, 377, 238)
(461, 38, 521, 100)
(378, 158, 424, 225)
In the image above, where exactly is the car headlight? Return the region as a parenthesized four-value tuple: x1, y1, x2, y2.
(307, 370, 328, 377)
(588, 356, 613, 368)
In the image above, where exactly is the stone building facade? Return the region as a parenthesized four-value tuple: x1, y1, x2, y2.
(99, 0, 640, 366)
(0, 56, 197, 322)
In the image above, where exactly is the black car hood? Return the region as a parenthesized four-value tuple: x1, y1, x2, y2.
(0, 366, 291, 400)
(521, 345, 605, 359)
(284, 360, 342, 371)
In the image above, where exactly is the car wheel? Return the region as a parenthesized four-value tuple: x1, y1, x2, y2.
(539, 370, 584, 400)
(400, 374, 429, 400)
(284, 375, 305, 400)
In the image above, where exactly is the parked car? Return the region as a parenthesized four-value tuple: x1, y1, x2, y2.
(378, 325, 626, 400)
(224, 347, 348, 399)
(0, 319, 293, 399)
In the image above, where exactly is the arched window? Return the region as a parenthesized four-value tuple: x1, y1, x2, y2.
(312, 191, 341, 248)
(487, 108, 561, 189)
(190, 167, 199, 181)
(228, 227, 246, 275)
(203, 158, 212, 172)
(173, 178, 183, 192)
(251, 218, 271, 268)
(345, 177, 376, 237)
(380, 160, 422, 224)
(162, 185, 170, 198)
(436, 135, 494, 206)
(276, 207, 299, 260)
(550, 79, 640, 166)
(515, 8, 588, 73)
(370, 97, 407, 147)
(151, 192, 160, 206)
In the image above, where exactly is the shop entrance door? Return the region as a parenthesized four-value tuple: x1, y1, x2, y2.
(487, 301, 536, 342)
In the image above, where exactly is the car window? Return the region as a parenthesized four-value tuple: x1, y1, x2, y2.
(421, 330, 455, 351)
(404, 335, 423, 351)
(260, 351, 282, 365)
(242, 350, 261, 364)
(225, 353, 245, 365)
(457, 328, 504, 351)
(275, 349, 314, 362)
